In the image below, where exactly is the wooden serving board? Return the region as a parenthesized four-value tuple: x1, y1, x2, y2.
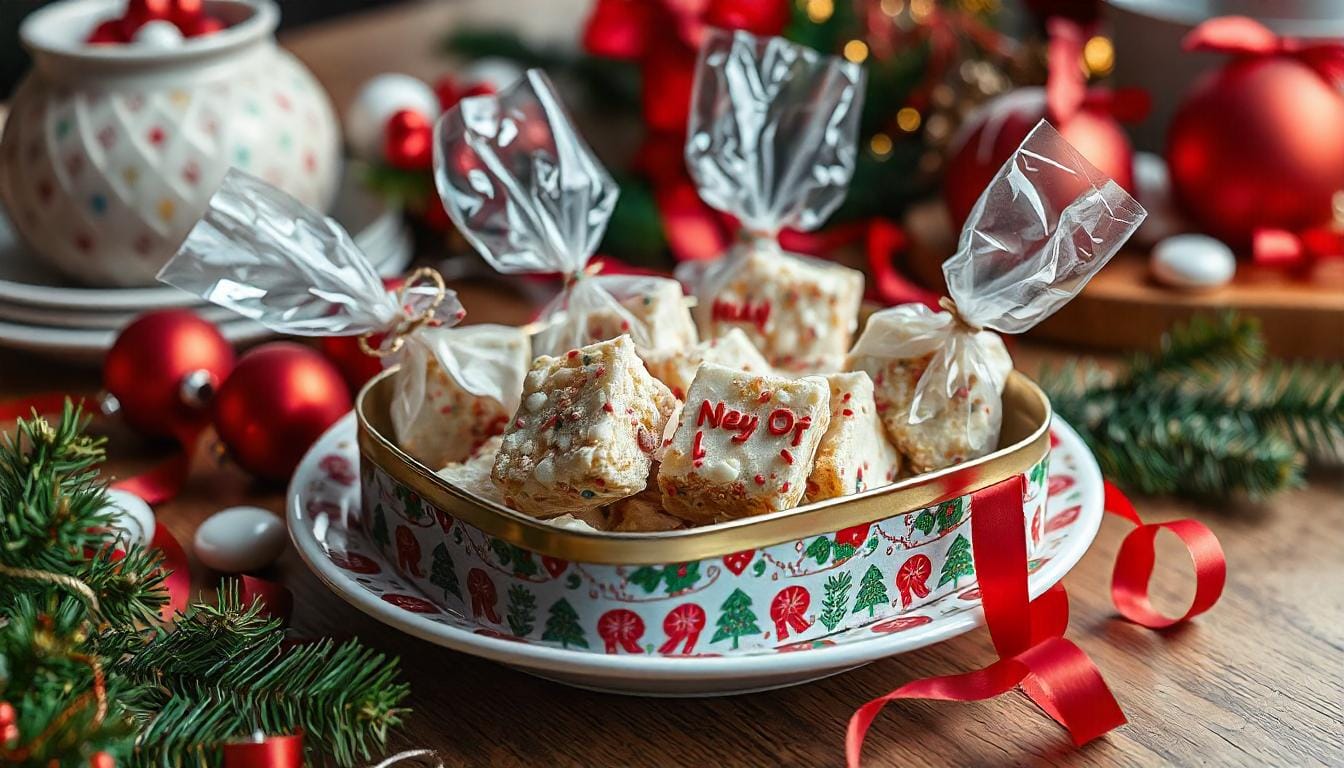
(904, 202, 1344, 360)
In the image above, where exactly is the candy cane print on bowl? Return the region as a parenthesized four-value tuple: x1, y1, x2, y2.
(288, 411, 1103, 695)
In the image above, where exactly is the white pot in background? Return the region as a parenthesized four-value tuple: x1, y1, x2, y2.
(0, 0, 341, 287)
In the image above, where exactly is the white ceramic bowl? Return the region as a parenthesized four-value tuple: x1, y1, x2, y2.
(0, 0, 341, 287)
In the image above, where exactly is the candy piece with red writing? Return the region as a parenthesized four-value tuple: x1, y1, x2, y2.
(585, 276, 698, 355)
(642, 327, 772, 401)
(492, 335, 677, 516)
(848, 328, 1012, 474)
(399, 324, 530, 468)
(658, 363, 831, 524)
(805, 372, 902, 502)
(691, 244, 863, 374)
(436, 435, 505, 505)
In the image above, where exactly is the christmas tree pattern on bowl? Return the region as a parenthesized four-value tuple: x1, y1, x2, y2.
(288, 410, 1099, 695)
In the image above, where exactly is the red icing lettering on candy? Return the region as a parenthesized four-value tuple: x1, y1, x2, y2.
(696, 400, 758, 443)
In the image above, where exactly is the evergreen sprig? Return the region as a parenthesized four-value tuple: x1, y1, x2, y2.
(0, 403, 411, 767)
(1044, 312, 1342, 501)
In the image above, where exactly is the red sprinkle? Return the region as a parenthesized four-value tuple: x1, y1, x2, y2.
(842, 392, 852, 402)
(602, 402, 615, 413)
(841, 408, 854, 417)
(594, 365, 606, 378)
(567, 349, 579, 359)
(542, 414, 559, 430)
(780, 449, 794, 465)
(758, 391, 772, 402)
(754, 474, 765, 485)
(780, 482, 791, 493)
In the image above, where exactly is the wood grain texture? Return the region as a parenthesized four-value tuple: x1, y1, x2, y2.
(3, 3, 1342, 764)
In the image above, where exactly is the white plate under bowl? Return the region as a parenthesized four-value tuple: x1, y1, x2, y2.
(0, 161, 406, 315)
(288, 414, 1103, 696)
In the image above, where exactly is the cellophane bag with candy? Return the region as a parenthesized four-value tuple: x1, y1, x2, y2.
(848, 120, 1146, 473)
(680, 28, 866, 373)
(158, 169, 529, 469)
(433, 69, 697, 359)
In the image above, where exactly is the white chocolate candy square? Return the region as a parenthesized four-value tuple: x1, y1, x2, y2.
(397, 325, 530, 468)
(849, 331, 1013, 473)
(585, 276, 698, 353)
(806, 372, 902, 502)
(693, 245, 863, 374)
(658, 363, 831, 524)
(492, 335, 677, 516)
(436, 436, 505, 505)
(642, 327, 772, 400)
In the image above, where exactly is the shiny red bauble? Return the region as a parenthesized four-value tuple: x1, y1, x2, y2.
(943, 87, 1134, 228)
(1166, 56, 1344, 248)
(104, 310, 235, 439)
(384, 109, 433, 170)
(212, 343, 351, 482)
(318, 335, 385, 392)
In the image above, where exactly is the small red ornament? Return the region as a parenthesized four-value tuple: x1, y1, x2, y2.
(181, 14, 226, 37)
(317, 335, 384, 392)
(943, 20, 1144, 228)
(120, 0, 172, 38)
(104, 310, 235, 439)
(0, 700, 15, 747)
(1166, 17, 1344, 248)
(89, 751, 116, 768)
(87, 19, 128, 44)
(167, 0, 204, 25)
(383, 109, 433, 170)
(212, 343, 351, 482)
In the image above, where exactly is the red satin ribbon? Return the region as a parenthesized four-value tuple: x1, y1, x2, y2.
(846, 475, 1226, 766)
(151, 521, 192, 619)
(1104, 481, 1226, 629)
(1252, 227, 1344, 272)
(222, 732, 305, 768)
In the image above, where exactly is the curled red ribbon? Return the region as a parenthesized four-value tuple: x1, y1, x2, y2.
(847, 474, 1226, 766)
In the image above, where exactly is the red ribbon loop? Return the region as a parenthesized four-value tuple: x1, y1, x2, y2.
(848, 471, 1228, 766)
(1104, 481, 1226, 629)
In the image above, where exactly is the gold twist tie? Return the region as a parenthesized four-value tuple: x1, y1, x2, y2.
(939, 296, 984, 334)
(359, 267, 448, 358)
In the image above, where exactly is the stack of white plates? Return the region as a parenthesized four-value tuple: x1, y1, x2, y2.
(0, 167, 413, 364)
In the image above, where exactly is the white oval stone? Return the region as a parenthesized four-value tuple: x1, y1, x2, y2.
(132, 20, 184, 49)
(102, 488, 155, 549)
(194, 506, 287, 573)
(1150, 234, 1236, 290)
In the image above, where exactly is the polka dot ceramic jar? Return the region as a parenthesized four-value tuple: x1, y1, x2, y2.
(0, 0, 341, 287)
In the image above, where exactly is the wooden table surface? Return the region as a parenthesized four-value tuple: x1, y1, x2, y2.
(5, 2, 1343, 766)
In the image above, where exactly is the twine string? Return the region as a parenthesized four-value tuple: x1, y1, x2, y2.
(359, 268, 449, 358)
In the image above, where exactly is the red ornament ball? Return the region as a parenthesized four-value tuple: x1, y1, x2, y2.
(317, 335, 385, 393)
(1166, 56, 1344, 248)
(943, 87, 1135, 228)
(104, 310, 235, 439)
(212, 343, 352, 482)
(89, 752, 116, 768)
(383, 109, 433, 170)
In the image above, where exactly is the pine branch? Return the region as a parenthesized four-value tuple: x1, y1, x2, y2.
(117, 584, 409, 767)
(1045, 312, 1338, 501)
(1, 402, 111, 572)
